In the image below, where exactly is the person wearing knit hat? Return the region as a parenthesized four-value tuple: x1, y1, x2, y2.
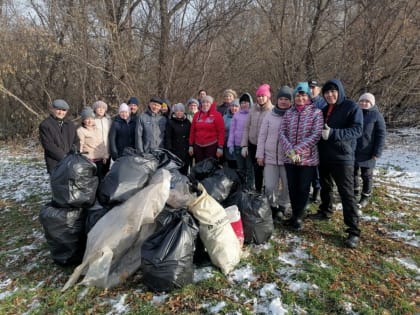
(278, 82, 323, 230)
(308, 79, 363, 249)
(354, 92, 386, 210)
(135, 97, 168, 154)
(109, 103, 136, 160)
(240, 83, 273, 193)
(217, 88, 237, 116)
(165, 102, 192, 175)
(186, 98, 199, 122)
(189, 95, 225, 163)
(228, 92, 254, 190)
(39, 99, 79, 174)
(256, 86, 293, 221)
(92, 100, 112, 176)
(127, 97, 140, 118)
(77, 106, 110, 180)
(222, 98, 240, 168)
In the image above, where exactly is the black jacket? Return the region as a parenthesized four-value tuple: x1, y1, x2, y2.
(318, 79, 363, 165)
(39, 114, 79, 174)
(109, 116, 136, 160)
(165, 114, 191, 161)
(355, 106, 386, 168)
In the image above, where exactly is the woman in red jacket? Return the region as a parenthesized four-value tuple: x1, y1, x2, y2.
(189, 95, 225, 163)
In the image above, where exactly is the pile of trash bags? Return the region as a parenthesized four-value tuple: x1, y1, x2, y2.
(39, 150, 274, 292)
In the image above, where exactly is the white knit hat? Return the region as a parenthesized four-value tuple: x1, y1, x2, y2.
(119, 103, 130, 113)
(358, 93, 375, 106)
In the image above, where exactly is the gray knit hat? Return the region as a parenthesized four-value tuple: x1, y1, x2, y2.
(80, 107, 95, 120)
(92, 100, 108, 111)
(276, 86, 293, 101)
(172, 103, 185, 112)
(358, 92, 375, 106)
(201, 95, 214, 104)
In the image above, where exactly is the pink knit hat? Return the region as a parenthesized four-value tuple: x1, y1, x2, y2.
(256, 83, 271, 98)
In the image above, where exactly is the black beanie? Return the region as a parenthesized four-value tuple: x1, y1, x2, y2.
(322, 82, 339, 94)
(239, 94, 250, 103)
(276, 86, 293, 101)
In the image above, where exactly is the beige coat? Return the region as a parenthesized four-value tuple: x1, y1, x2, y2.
(241, 101, 273, 146)
(77, 126, 109, 161)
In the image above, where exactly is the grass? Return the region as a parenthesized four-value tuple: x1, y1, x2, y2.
(0, 142, 419, 314)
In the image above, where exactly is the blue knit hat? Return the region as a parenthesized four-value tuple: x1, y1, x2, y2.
(127, 97, 139, 105)
(293, 82, 311, 97)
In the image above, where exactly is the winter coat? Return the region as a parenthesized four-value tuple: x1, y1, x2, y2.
(241, 100, 273, 147)
(279, 104, 323, 166)
(39, 115, 79, 174)
(189, 103, 225, 147)
(227, 109, 249, 148)
(223, 110, 235, 160)
(355, 105, 386, 168)
(165, 113, 191, 162)
(109, 115, 136, 160)
(217, 102, 230, 116)
(94, 115, 112, 152)
(318, 79, 363, 165)
(312, 95, 327, 110)
(135, 107, 167, 154)
(77, 126, 109, 161)
(256, 108, 288, 166)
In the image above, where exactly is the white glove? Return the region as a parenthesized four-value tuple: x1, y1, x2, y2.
(293, 154, 301, 164)
(322, 124, 331, 140)
(188, 146, 194, 156)
(241, 147, 248, 157)
(228, 147, 234, 155)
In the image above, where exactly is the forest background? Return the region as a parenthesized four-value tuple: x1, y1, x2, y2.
(0, 0, 419, 139)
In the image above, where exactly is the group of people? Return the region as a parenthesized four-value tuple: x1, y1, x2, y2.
(39, 78, 386, 249)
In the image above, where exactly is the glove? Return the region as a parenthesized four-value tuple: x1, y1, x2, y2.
(188, 146, 194, 156)
(286, 149, 300, 164)
(293, 154, 301, 164)
(216, 147, 223, 158)
(322, 124, 331, 140)
(241, 147, 248, 158)
(228, 146, 234, 155)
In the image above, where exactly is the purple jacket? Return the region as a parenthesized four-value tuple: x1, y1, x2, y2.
(279, 104, 323, 166)
(227, 109, 249, 147)
(256, 109, 287, 165)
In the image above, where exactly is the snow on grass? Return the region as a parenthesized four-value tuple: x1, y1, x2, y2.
(259, 283, 281, 298)
(193, 266, 215, 283)
(228, 265, 258, 283)
(393, 257, 420, 280)
(388, 229, 419, 247)
(105, 294, 129, 315)
(151, 294, 168, 304)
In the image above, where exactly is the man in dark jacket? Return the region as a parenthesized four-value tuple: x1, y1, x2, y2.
(354, 92, 386, 208)
(39, 99, 79, 174)
(308, 79, 363, 248)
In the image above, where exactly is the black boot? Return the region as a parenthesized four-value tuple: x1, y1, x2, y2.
(309, 188, 320, 203)
(358, 194, 370, 208)
(344, 234, 360, 248)
(271, 206, 285, 222)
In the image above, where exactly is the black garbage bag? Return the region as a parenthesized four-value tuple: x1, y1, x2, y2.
(189, 158, 220, 181)
(151, 148, 183, 170)
(50, 153, 98, 208)
(141, 208, 199, 292)
(39, 203, 86, 265)
(225, 190, 273, 245)
(200, 167, 241, 203)
(97, 153, 158, 206)
(85, 201, 109, 234)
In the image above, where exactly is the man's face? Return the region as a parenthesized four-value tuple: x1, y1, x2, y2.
(129, 103, 138, 114)
(310, 85, 321, 98)
(199, 91, 206, 99)
(149, 102, 162, 114)
(323, 90, 339, 105)
(52, 107, 67, 119)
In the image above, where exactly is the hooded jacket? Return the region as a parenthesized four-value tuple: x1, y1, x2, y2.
(39, 114, 80, 174)
(318, 79, 363, 165)
(241, 98, 273, 147)
(135, 106, 167, 154)
(356, 105, 386, 167)
(189, 102, 225, 147)
(228, 93, 253, 148)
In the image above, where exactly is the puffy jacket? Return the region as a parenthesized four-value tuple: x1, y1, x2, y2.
(356, 105, 386, 168)
(109, 115, 136, 160)
(189, 103, 225, 147)
(165, 113, 191, 161)
(256, 108, 288, 165)
(318, 79, 363, 165)
(135, 107, 167, 153)
(227, 109, 249, 147)
(94, 115, 112, 152)
(77, 126, 109, 161)
(39, 115, 80, 174)
(279, 104, 323, 166)
(241, 100, 273, 147)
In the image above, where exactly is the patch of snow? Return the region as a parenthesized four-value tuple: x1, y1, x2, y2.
(268, 298, 288, 315)
(0, 287, 17, 300)
(394, 257, 420, 275)
(22, 299, 40, 315)
(259, 283, 281, 298)
(151, 294, 168, 304)
(228, 265, 257, 283)
(193, 266, 215, 283)
(278, 248, 310, 267)
(105, 294, 129, 315)
(208, 301, 226, 313)
(0, 278, 12, 289)
(342, 301, 358, 315)
(389, 229, 419, 248)
(360, 215, 379, 222)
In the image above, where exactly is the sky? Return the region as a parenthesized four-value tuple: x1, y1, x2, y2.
(0, 128, 419, 314)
